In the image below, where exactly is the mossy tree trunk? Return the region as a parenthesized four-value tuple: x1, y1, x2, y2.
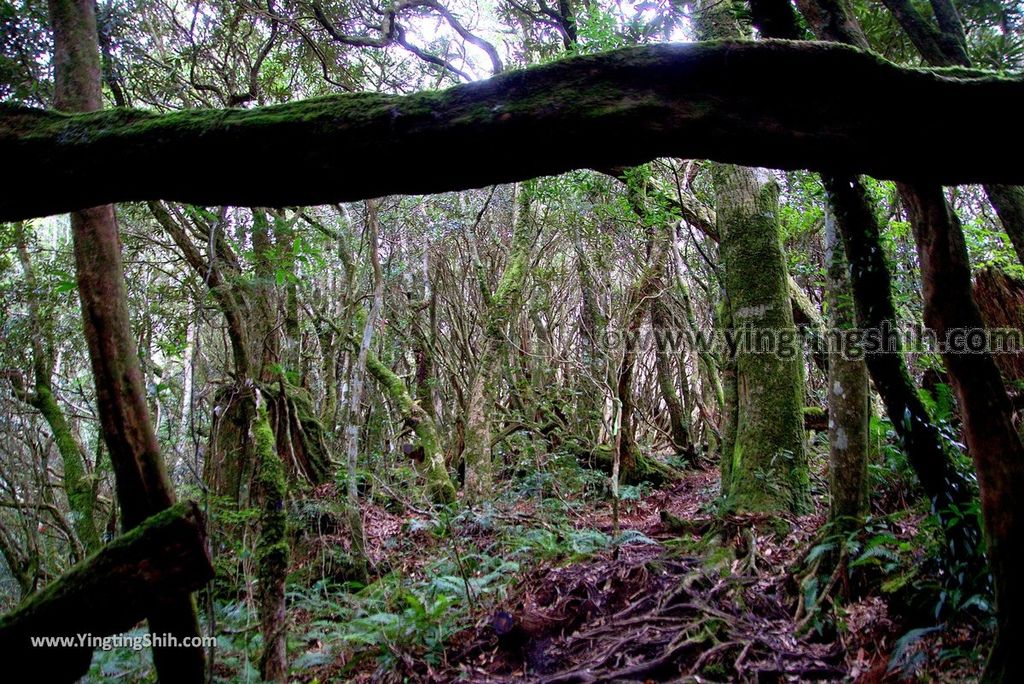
(710, 164, 809, 513)
(462, 370, 492, 500)
(0, 501, 213, 683)
(824, 200, 869, 529)
(696, 0, 808, 514)
(11, 223, 100, 556)
(463, 184, 534, 500)
(47, 2, 206, 681)
(365, 350, 457, 503)
(3, 42, 1022, 223)
(985, 185, 1024, 268)
(149, 202, 331, 501)
(572, 229, 610, 455)
(253, 395, 289, 683)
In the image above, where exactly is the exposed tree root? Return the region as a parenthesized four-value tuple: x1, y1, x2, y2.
(443, 527, 845, 682)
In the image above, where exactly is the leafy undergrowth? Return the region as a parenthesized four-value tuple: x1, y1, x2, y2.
(89, 451, 992, 682)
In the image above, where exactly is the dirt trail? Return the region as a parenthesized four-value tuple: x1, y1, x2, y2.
(433, 468, 882, 683)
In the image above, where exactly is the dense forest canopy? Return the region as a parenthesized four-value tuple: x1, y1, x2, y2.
(1, 0, 1024, 682)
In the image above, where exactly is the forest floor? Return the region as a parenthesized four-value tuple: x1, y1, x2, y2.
(81, 454, 990, 682)
(264, 462, 989, 684)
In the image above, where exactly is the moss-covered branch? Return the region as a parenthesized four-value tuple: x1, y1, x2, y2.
(0, 501, 213, 682)
(13, 224, 101, 554)
(2, 40, 1021, 221)
(365, 350, 457, 503)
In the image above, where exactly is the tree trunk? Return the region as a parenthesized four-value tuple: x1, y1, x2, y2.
(365, 350, 457, 503)
(651, 281, 695, 461)
(463, 185, 533, 499)
(612, 216, 681, 486)
(696, 0, 808, 513)
(463, 369, 493, 500)
(713, 165, 809, 512)
(342, 200, 385, 579)
(669, 232, 724, 452)
(12, 224, 100, 554)
(253, 396, 289, 682)
(772, 0, 983, 569)
(718, 298, 739, 490)
(149, 202, 331, 500)
(824, 199, 869, 527)
(572, 230, 609, 454)
(902, 184, 1024, 683)
(4, 41, 1023, 222)
(47, 2, 206, 680)
(826, 175, 980, 558)
(973, 267, 1024, 384)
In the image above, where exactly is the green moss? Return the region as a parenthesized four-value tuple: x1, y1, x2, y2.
(283, 385, 331, 485)
(253, 399, 289, 582)
(34, 385, 100, 553)
(486, 186, 534, 340)
(0, 501, 197, 631)
(365, 349, 456, 504)
(715, 165, 809, 514)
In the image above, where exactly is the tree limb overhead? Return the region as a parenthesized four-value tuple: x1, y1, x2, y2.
(1, 40, 1021, 221)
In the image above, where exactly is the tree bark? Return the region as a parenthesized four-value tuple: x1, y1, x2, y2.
(3, 41, 1022, 222)
(902, 184, 1024, 683)
(253, 396, 289, 682)
(47, 1, 206, 680)
(824, 199, 869, 527)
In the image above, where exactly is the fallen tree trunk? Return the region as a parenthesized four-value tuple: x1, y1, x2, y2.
(0, 501, 214, 683)
(2, 40, 1022, 221)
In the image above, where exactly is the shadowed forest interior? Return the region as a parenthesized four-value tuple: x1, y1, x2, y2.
(1, 0, 1024, 681)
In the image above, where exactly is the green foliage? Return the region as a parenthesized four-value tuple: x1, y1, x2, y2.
(285, 549, 521, 672)
(887, 625, 945, 678)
